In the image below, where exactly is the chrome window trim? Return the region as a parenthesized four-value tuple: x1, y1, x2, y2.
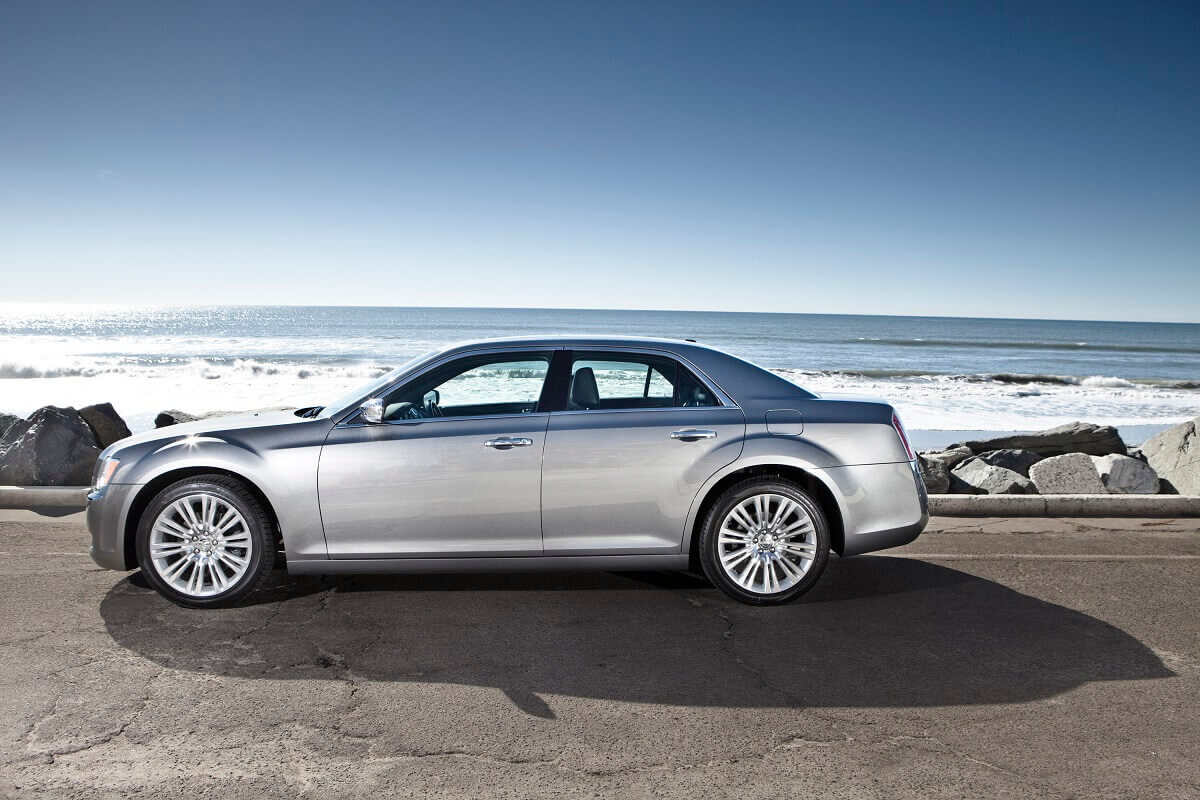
(331, 346, 560, 427)
(557, 345, 737, 411)
(550, 405, 744, 418)
(337, 410, 550, 429)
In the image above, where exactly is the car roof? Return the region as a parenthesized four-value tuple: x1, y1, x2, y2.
(437, 334, 716, 354)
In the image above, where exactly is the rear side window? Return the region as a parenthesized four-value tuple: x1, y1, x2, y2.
(566, 352, 720, 411)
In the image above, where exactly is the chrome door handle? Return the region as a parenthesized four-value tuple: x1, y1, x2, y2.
(483, 437, 534, 448)
(670, 429, 717, 441)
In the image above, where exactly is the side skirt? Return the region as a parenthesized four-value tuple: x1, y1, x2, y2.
(286, 554, 691, 576)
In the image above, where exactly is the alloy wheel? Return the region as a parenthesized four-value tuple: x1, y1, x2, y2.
(716, 492, 817, 595)
(148, 492, 253, 598)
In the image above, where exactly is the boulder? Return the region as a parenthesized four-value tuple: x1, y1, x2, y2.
(155, 409, 201, 427)
(951, 457, 1036, 494)
(1140, 417, 1199, 495)
(1029, 453, 1106, 494)
(0, 413, 17, 438)
(975, 448, 1043, 477)
(0, 406, 101, 486)
(1090, 454, 1159, 495)
(919, 445, 974, 470)
(917, 455, 951, 494)
(79, 403, 131, 448)
(962, 422, 1127, 457)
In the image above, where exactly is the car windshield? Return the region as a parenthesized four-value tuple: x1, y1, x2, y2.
(319, 351, 437, 418)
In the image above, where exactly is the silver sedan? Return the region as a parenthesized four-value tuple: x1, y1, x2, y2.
(87, 336, 928, 607)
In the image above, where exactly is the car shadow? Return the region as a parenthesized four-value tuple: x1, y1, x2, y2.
(100, 556, 1172, 713)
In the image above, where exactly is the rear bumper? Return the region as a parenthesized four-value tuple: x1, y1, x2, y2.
(86, 483, 138, 571)
(819, 460, 929, 557)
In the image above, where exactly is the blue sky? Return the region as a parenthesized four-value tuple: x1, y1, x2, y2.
(1, 1, 1197, 321)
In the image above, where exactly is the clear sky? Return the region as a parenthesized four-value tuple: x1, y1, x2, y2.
(1, 1, 1197, 321)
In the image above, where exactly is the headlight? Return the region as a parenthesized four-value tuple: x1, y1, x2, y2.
(94, 457, 120, 490)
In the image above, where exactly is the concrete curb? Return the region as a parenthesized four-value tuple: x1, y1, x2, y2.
(929, 494, 1200, 517)
(0, 486, 89, 509)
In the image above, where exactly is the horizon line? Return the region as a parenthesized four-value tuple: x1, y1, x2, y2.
(0, 300, 1197, 327)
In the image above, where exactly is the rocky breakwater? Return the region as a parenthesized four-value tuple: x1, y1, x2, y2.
(0, 404, 295, 486)
(0, 403, 132, 486)
(919, 420, 1198, 496)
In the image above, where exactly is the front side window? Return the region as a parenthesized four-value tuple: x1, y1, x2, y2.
(567, 352, 720, 411)
(381, 353, 551, 421)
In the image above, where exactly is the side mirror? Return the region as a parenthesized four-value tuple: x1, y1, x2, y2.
(359, 397, 384, 424)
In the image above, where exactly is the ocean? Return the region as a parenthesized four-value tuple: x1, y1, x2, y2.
(2, 305, 1197, 445)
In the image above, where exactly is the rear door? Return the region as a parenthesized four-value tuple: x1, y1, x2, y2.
(540, 349, 745, 555)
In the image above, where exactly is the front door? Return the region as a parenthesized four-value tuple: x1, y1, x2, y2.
(318, 351, 554, 558)
(540, 350, 746, 555)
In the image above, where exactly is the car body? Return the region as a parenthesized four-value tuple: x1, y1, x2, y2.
(87, 336, 928, 606)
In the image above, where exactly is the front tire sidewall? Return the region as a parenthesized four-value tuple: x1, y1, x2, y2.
(699, 479, 830, 605)
(136, 478, 273, 608)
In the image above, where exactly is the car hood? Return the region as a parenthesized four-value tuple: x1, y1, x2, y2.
(108, 410, 308, 451)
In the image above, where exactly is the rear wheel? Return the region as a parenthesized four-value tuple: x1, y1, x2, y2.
(136, 475, 275, 608)
(698, 477, 830, 605)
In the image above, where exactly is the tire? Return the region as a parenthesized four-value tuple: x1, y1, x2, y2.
(136, 474, 276, 608)
(698, 477, 830, 605)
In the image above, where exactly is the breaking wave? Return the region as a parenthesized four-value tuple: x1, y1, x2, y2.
(847, 337, 1199, 355)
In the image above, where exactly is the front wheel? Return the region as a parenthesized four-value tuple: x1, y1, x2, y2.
(136, 475, 275, 608)
(698, 477, 830, 605)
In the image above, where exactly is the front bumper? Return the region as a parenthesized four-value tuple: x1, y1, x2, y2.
(86, 483, 138, 571)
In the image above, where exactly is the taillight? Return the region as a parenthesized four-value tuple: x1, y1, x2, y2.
(892, 412, 915, 461)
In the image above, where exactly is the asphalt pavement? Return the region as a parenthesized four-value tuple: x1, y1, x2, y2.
(1, 510, 1197, 799)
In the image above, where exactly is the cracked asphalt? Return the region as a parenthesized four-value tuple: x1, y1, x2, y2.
(1, 510, 1198, 799)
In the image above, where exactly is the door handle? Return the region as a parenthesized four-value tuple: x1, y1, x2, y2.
(670, 429, 717, 441)
(483, 437, 534, 448)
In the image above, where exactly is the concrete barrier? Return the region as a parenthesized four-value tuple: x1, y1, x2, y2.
(0, 486, 89, 509)
(929, 494, 1200, 517)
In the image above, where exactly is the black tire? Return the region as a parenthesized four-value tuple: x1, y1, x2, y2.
(136, 474, 276, 608)
(697, 477, 830, 605)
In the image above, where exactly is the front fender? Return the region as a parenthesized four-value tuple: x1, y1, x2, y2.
(112, 426, 329, 564)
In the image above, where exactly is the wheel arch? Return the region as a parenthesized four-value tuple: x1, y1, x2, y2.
(686, 462, 846, 569)
(122, 466, 282, 571)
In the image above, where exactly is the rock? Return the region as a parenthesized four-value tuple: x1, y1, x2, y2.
(155, 409, 201, 427)
(975, 449, 1043, 477)
(0, 413, 17, 438)
(1090, 454, 1159, 494)
(962, 422, 1127, 457)
(1029, 453, 1106, 494)
(1140, 417, 1199, 495)
(917, 455, 950, 493)
(951, 457, 1036, 494)
(0, 406, 101, 486)
(919, 445, 974, 470)
(79, 403, 131, 448)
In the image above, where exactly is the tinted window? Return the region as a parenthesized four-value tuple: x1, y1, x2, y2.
(567, 352, 720, 411)
(381, 354, 550, 420)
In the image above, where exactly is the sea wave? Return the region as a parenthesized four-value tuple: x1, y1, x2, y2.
(847, 337, 1199, 355)
(787, 368, 1199, 390)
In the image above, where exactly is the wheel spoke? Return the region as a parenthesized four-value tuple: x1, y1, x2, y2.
(729, 505, 756, 532)
(768, 497, 792, 529)
(162, 555, 192, 581)
(721, 546, 754, 570)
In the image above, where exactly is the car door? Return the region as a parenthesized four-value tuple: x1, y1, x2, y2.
(540, 349, 746, 555)
(318, 350, 555, 558)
